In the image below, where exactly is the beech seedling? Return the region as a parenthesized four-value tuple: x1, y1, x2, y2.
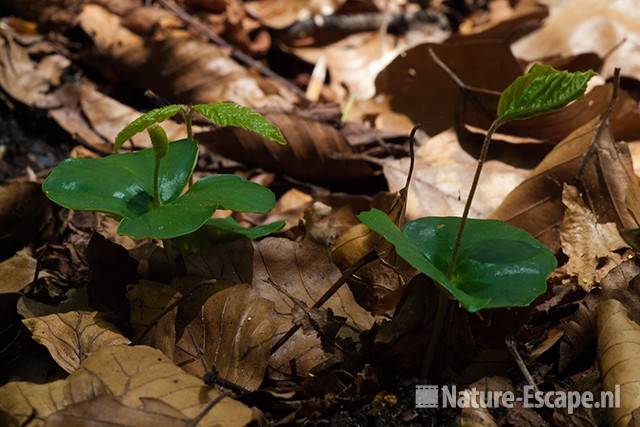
(42, 102, 286, 241)
(357, 64, 595, 375)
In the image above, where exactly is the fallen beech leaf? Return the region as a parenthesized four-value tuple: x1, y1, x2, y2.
(199, 111, 374, 182)
(128, 281, 181, 359)
(44, 395, 189, 427)
(491, 116, 640, 251)
(384, 129, 528, 220)
(513, 0, 640, 82)
(375, 39, 522, 136)
(559, 184, 628, 291)
(597, 299, 640, 427)
(175, 284, 277, 391)
(245, 0, 347, 29)
(0, 345, 253, 427)
(22, 311, 131, 373)
(0, 250, 37, 295)
(77, 4, 295, 109)
(253, 238, 374, 377)
(558, 261, 640, 371)
(456, 1, 547, 41)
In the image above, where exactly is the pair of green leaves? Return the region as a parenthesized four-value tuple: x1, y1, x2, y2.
(43, 139, 281, 239)
(359, 64, 596, 311)
(43, 102, 286, 240)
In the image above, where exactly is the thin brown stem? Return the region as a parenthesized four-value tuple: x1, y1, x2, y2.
(163, 239, 177, 279)
(420, 289, 449, 377)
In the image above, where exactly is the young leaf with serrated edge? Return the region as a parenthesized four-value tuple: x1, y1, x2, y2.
(115, 104, 184, 151)
(192, 103, 286, 145)
(497, 64, 595, 122)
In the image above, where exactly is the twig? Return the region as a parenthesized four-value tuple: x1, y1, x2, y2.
(284, 10, 447, 39)
(270, 251, 378, 354)
(157, 0, 310, 105)
(187, 392, 230, 427)
(505, 336, 539, 393)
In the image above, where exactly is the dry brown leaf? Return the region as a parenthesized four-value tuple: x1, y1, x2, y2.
(557, 261, 640, 371)
(128, 281, 181, 359)
(199, 111, 374, 182)
(384, 129, 529, 220)
(491, 116, 640, 251)
(0, 345, 253, 427)
(245, 0, 347, 29)
(22, 311, 131, 373)
(457, 0, 547, 41)
(512, 0, 640, 82)
(77, 4, 295, 109)
(0, 26, 69, 106)
(175, 284, 277, 391)
(459, 377, 514, 427)
(0, 250, 37, 295)
(44, 395, 189, 427)
(254, 238, 374, 377)
(597, 299, 640, 427)
(559, 184, 629, 291)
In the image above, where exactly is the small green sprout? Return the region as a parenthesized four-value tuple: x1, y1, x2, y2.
(357, 64, 596, 375)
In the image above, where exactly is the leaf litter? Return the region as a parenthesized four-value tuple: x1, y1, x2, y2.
(2, 0, 640, 425)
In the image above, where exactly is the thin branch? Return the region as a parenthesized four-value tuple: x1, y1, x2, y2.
(187, 392, 230, 427)
(505, 336, 539, 393)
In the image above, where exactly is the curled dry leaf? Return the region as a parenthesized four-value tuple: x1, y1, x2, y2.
(557, 261, 640, 371)
(0, 250, 37, 295)
(22, 311, 131, 373)
(77, 4, 296, 109)
(245, 0, 347, 29)
(175, 284, 277, 391)
(44, 395, 189, 427)
(383, 129, 529, 220)
(128, 281, 181, 359)
(597, 299, 640, 427)
(0, 345, 253, 427)
(491, 115, 640, 251)
(199, 112, 374, 182)
(559, 184, 629, 291)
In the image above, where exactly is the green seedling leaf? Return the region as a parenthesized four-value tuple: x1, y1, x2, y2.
(192, 102, 286, 145)
(43, 140, 278, 239)
(497, 64, 596, 122)
(174, 217, 285, 253)
(115, 104, 184, 151)
(43, 139, 198, 217)
(358, 209, 557, 312)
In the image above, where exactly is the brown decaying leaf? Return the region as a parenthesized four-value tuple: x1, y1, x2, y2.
(512, 0, 640, 82)
(559, 184, 629, 291)
(22, 311, 131, 373)
(175, 284, 277, 391)
(199, 112, 374, 183)
(245, 0, 347, 29)
(0, 345, 253, 427)
(77, 4, 296, 109)
(384, 129, 529, 220)
(0, 250, 37, 295)
(128, 281, 181, 359)
(456, 0, 547, 41)
(0, 25, 70, 107)
(491, 116, 640, 251)
(597, 299, 640, 427)
(557, 261, 640, 371)
(44, 395, 189, 427)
